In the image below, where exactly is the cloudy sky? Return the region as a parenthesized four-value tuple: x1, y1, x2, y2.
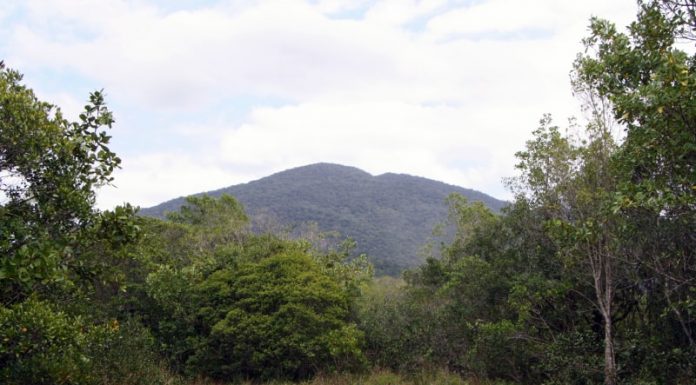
(1, 0, 638, 209)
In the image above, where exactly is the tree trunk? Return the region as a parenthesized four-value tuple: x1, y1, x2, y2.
(601, 247, 617, 385)
(591, 240, 617, 385)
(603, 311, 617, 385)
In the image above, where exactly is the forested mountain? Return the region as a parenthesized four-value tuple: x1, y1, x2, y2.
(140, 163, 507, 275)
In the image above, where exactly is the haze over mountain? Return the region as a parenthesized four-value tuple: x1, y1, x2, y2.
(140, 163, 507, 275)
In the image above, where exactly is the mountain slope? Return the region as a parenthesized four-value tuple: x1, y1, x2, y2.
(140, 163, 507, 275)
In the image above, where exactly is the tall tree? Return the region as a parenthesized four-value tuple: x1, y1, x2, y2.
(0, 62, 135, 305)
(576, 0, 696, 358)
(512, 113, 622, 384)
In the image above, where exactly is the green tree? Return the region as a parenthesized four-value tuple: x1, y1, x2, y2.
(0, 62, 136, 304)
(575, 1, 696, 381)
(0, 63, 147, 385)
(187, 251, 366, 380)
(139, 195, 370, 379)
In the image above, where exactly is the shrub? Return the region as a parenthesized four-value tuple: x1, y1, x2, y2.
(188, 251, 366, 380)
(0, 298, 91, 385)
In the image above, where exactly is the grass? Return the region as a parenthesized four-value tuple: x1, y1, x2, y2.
(154, 368, 512, 385)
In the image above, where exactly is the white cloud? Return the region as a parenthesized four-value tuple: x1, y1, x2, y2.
(97, 152, 246, 209)
(312, 0, 373, 15)
(218, 100, 544, 199)
(364, 0, 447, 26)
(426, 0, 636, 40)
(2, 0, 639, 209)
(426, 0, 559, 38)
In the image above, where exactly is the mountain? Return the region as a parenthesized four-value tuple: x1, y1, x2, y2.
(139, 163, 507, 275)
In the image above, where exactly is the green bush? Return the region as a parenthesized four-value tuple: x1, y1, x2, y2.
(88, 318, 178, 385)
(188, 251, 366, 380)
(0, 298, 91, 385)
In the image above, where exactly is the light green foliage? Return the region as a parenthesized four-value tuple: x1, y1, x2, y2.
(167, 194, 250, 263)
(507, 115, 580, 215)
(443, 193, 499, 259)
(311, 238, 374, 301)
(167, 194, 248, 243)
(189, 251, 366, 380)
(577, 4, 695, 215)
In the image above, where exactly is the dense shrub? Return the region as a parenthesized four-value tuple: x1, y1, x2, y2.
(0, 299, 92, 385)
(188, 251, 366, 380)
(88, 319, 175, 385)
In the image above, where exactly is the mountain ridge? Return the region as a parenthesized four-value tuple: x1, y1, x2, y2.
(140, 163, 507, 275)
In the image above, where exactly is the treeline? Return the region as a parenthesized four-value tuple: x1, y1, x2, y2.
(1, 1, 695, 385)
(370, 3, 695, 383)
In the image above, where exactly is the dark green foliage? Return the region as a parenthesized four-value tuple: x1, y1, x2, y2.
(86, 318, 176, 385)
(358, 275, 463, 373)
(0, 64, 157, 385)
(132, 195, 371, 381)
(0, 298, 173, 385)
(0, 61, 128, 304)
(573, 2, 696, 382)
(141, 163, 507, 275)
(373, 30, 696, 379)
(0, 299, 92, 385)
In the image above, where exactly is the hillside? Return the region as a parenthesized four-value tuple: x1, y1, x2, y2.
(140, 163, 507, 275)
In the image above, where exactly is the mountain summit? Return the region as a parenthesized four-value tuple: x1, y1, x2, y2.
(140, 163, 507, 275)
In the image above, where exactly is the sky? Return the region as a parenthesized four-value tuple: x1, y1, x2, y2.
(0, 0, 638, 210)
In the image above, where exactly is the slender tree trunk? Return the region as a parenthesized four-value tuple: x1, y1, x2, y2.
(591, 240, 617, 385)
(601, 248, 617, 385)
(603, 310, 617, 385)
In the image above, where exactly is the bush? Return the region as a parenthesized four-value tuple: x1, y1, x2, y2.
(188, 251, 366, 380)
(0, 298, 91, 385)
(88, 318, 179, 385)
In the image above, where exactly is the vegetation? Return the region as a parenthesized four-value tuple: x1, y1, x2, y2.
(140, 163, 507, 276)
(1, 1, 694, 385)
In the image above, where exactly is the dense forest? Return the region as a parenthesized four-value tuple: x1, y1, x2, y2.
(1, 1, 695, 385)
(140, 162, 507, 276)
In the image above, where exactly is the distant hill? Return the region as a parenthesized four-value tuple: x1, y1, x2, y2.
(140, 163, 507, 275)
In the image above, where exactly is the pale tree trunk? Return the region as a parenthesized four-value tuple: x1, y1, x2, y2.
(589, 239, 617, 385)
(603, 313, 616, 385)
(601, 261, 617, 385)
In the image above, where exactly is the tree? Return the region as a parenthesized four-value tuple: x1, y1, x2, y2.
(511, 113, 625, 385)
(0, 62, 147, 385)
(575, 2, 696, 380)
(0, 62, 137, 305)
(654, 0, 696, 40)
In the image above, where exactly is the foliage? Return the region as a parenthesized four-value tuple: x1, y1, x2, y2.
(0, 298, 93, 385)
(0, 62, 140, 307)
(87, 318, 180, 385)
(0, 63, 147, 385)
(2, 1, 695, 384)
(141, 163, 507, 275)
(189, 251, 366, 380)
(129, 195, 373, 380)
(573, 1, 696, 382)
